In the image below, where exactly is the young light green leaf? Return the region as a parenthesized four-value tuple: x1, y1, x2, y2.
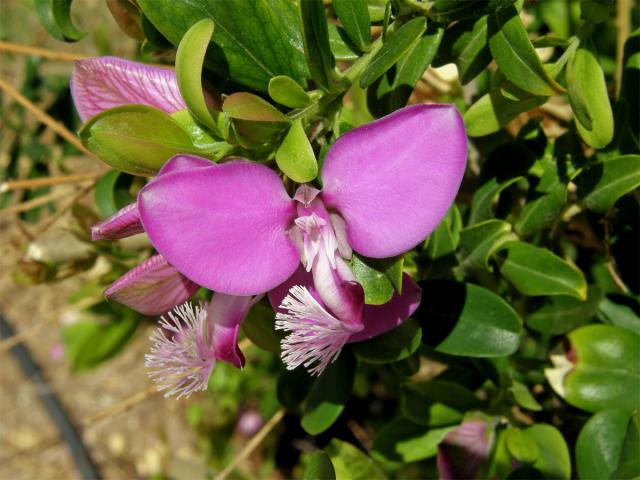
(525, 424, 571, 479)
(268, 76, 312, 108)
(276, 119, 318, 183)
(488, 6, 563, 96)
(138, 0, 309, 92)
(349, 254, 403, 305)
(328, 24, 360, 61)
(510, 380, 542, 411)
(352, 317, 421, 364)
(175, 19, 220, 135)
(418, 280, 522, 357)
(360, 17, 427, 88)
(567, 38, 614, 148)
(497, 241, 587, 300)
(505, 427, 540, 464)
(301, 353, 355, 435)
(326, 439, 386, 479)
(222, 92, 289, 122)
(458, 220, 514, 272)
(299, 0, 337, 91)
(303, 451, 336, 480)
(575, 155, 640, 213)
(576, 408, 632, 480)
(333, 0, 371, 52)
(79, 105, 205, 176)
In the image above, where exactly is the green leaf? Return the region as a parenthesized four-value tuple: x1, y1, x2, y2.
(328, 24, 360, 61)
(576, 408, 632, 480)
(424, 205, 461, 261)
(458, 220, 514, 272)
(79, 105, 205, 176)
(505, 427, 540, 464)
(241, 302, 282, 354)
(515, 182, 567, 237)
(539, 0, 571, 39)
(547, 324, 640, 413)
(138, 0, 309, 92)
(277, 367, 315, 411)
(349, 254, 403, 305)
(301, 353, 356, 435)
(276, 119, 318, 182)
(368, 23, 443, 117)
(575, 155, 640, 213)
(464, 86, 548, 137)
(567, 38, 614, 148)
(222, 93, 288, 122)
(94, 170, 133, 218)
(435, 16, 491, 85)
(429, 0, 516, 22)
(525, 424, 571, 479)
(614, 411, 640, 479)
(488, 6, 562, 96)
(372, 418, 455, 463)
(326, 439, 386, 480)
(303, 451, 336, 480)
(497, 241, 587, 300)
(598, 295, 640, 335)
(35, 0, 86, 42)
(299, 0, 336, 91)
(417, 280, 522, 357)
(63, 316, 139, 372)
(175, 18, 220, 135)
(268, 76, 312, 108)
(510, 380, 542, 411)
(527, 286, 603, 335)
(580, 0, 614, 24)
(353, 317, 421, 364)
(333, 0, 370, 52)
(469, 176, 525, 225)
(360, 17, 426, 88)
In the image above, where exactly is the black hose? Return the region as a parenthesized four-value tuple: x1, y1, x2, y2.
(0, 312, 101, 480)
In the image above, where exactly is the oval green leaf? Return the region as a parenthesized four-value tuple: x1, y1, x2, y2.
(275, 119, 318, 183)
(222, 92, 288, 122)
(527, 286, 603, 335)
(349, 254, 403, 305)
(299, 0, 336, 91)
(505, 427, 540, 464)
(459, 220, 514, 272)
(525, 424, 571, 479)
(268, 75, 312, 108)
(303, 451, 336, 480)
(417, 280, 522, 357)
(497, 241, 587, 300)
(326, 439, 386, 479)
(333, 0, 370, 52)
(372, 419, 456, 463)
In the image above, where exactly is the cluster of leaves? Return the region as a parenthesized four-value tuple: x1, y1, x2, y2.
(33, 0, 640, 478)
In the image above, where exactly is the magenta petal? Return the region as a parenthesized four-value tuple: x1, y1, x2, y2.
(437, 420, 493, 480)
(157, 154, 215, 176)
(321, 104, 467, 258)
(71, 56, 186, 121)
(208, 293, 258, 369)
(312, 254, 363, 325)
(91, 202, 144, 241)
(347, 274, 422, 343)
(139, 160, 299, 295)
(105, 254, 199, 315)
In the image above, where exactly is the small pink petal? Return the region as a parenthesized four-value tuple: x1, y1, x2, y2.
(207, 293, 259, 369)
(91, 203, 143, 241)
(321, 104, 467, 258)
(105, 254, 199, 316)
(437, 420, 493, 480)
(71, 56, 186, 121)
(139, 160, 299, 295)
(347, 274, 422, 343)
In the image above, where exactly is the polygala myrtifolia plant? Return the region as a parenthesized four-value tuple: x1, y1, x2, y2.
(32, 0, 639, 478)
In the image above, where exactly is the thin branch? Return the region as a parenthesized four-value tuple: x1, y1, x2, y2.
(30, 181, 96, 237)
(0, 188, 76, 218)
(0, 76, 89, 154)
(0, 41, 89, 62)
(615, 0, 632, 98)
(83, 384, 158, 426)
(214, 408, 285, 480)
(0, 172, 100, 193)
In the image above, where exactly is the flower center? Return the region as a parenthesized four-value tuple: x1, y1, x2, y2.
(275, 285, 363, 376)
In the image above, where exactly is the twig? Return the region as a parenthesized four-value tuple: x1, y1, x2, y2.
(0, 188, 76, 218)
(0, 76, 89, 154)
(615, 0, 632, 98)
(0, 41, 88, 62)
(214, 408, 285, 480)
(0, 172, 100, 193)
(83, 384, 158, 426)
(30, 181, 96, 237)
